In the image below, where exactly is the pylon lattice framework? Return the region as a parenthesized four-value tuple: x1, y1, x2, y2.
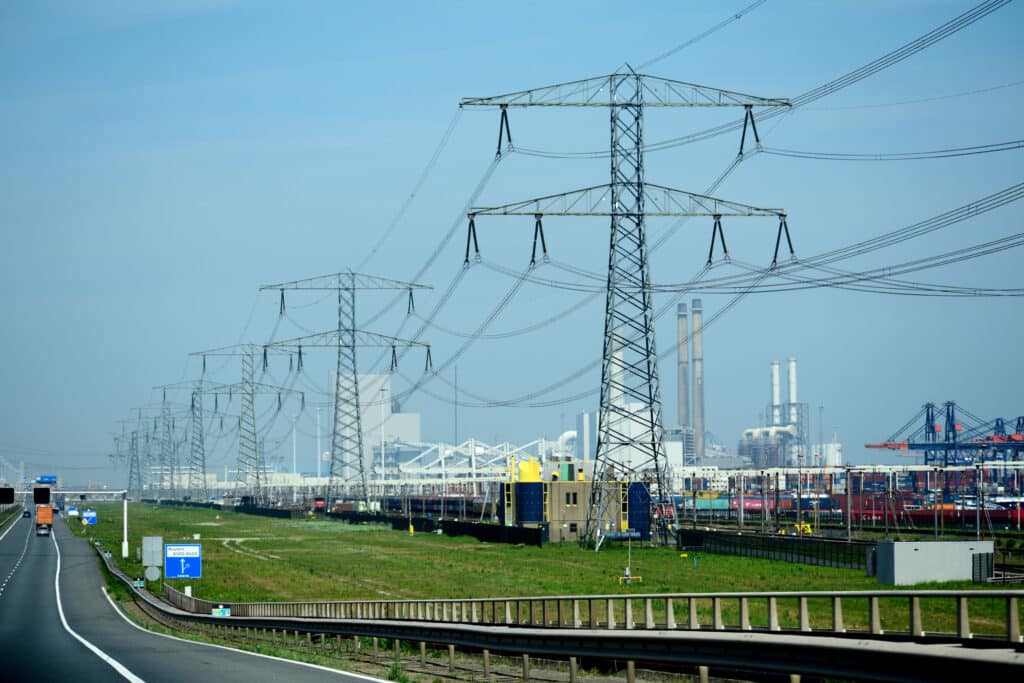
(260, 271, 432, 506)
(461, 68, 789, 549)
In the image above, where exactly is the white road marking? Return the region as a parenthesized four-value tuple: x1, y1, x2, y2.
(100, 587, 388, 681)
(52, 531, 146, 683)
(0, 521, 31, 599)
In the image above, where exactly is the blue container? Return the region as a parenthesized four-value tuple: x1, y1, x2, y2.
(627, 483, 651, 541)
(515, 482, 544, 523)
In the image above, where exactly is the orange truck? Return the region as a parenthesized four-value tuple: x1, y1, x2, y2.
(35, 505, 53, 537)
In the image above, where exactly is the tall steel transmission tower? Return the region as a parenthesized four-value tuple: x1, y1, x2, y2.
(155, 378, 215, 501)
(260, 271, 431, 506)
(190, 343, 303, 505)
(462, 68, 788, 548)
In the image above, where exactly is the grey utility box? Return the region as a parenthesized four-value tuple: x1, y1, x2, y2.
(876, 540, 994, 585)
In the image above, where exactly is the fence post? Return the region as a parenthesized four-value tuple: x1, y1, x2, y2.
(626, 660, 635, 683)
(688, 597, 700, 630)
(769, 597, 780, 631)
(832, 596, 844, 633)
(910, 596, 923, 637)
(625, 598, 634, 629)
(483, 649, 490, 678)
(957, 596, 970, 639)
(573, 599, 582, 628)
(870, 597, 882, 635)
(713, 597, 723, 630)
(522, 653, 530, 681)
(420, 641, 426, 665)
(645, 598, 655, 629)
(1009, 597, 1020, 643)
(569, 656, 577, 683)
(666, 597, 676, 629)
(449, 644, 456, 672)
(698, 665, 709, 683)
(799, 596, 810, 632)
(606, 598, 616, 629)
(740, 597, 751, 630)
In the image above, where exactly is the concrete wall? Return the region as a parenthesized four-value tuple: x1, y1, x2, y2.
(876, 540, 994, 585)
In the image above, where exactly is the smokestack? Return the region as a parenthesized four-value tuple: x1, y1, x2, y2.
(787, 357, 798, 424)
(677, 303, 689, 428)
(691, 299, 705, 460)
(770, 360, 781, 425)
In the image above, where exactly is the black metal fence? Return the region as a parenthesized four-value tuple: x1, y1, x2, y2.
(677, 529, 874, 572)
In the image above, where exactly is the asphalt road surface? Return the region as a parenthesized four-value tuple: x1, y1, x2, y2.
(0, 511, 380, 682)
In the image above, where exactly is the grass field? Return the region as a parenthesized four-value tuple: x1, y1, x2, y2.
(76, 502, 1020, 636)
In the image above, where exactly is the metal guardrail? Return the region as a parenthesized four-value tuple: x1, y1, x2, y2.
(161, 584, 1023, 643)
(89, 544, 1024, 682)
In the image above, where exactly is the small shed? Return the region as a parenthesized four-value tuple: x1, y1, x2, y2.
(876, 540, 994, 585)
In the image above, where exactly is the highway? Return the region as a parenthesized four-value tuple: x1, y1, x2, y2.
(0, 511, 380, 682)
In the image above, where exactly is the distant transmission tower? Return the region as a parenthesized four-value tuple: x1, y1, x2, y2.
(462, 68, 789, 548)
(260, 271, 431, 506)
(191, 343, 303, 505)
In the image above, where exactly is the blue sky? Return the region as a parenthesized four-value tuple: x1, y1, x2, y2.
(1, 1, 1021, 485)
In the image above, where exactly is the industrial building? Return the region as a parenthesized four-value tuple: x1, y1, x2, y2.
(737, 358, 817, 469)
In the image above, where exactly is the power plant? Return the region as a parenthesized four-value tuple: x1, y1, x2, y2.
(737, 358, 810, 469)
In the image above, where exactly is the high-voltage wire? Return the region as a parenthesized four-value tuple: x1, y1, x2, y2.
(809, 78, 1024, 111)
(357, 109, 463, 272)
(638, 0, 768, 70)
(761, 139, 1024, 161)
(514, 0, 1011, 159)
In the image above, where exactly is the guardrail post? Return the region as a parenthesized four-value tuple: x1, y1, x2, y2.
(522, 653, 530, 681)
(569, 656, 577, 683)
(542, 599, 547, 626)
(645, 598, 655, 629)
(769, 597, 780, 631)
(573, 599, 582, 628)
(394, 637, 400, 659)
(353, 635, 360, 653)
(484, 649, 490, 678)
(799, 596, 810, 632)
(626, 660, 635, 683)
(588, 599, 596, 628)
(740, 597, 750, 630)
(443, 602, 450, 621)
(373, 637, 379, 657)
(688, 597, 700, 630)
(606, 598, 617, 629)
(713, 597, 723, 630)
(957, 596, 970, 639)
(832, 596, 844, 633)
(449, 644, 456, 672)
(870, 597, 882, 635)
(910, 596, 923, 637)
(419, 641, 426, 665)
(789, 675, 801, 683)
(666, 598, 676, 629)
(505, 600, 513, 624)
(625, 598, 634, 629)
(1009, 597, 1020, 643)
(698, 665, 709, 683)
(558, 599, 564, 626)
(473, 601, 480, 623)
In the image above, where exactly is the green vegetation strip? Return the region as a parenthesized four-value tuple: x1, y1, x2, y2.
(83, 503, 1020, 637)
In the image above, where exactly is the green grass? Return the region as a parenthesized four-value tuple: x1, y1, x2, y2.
(80, 502, 1020, 637)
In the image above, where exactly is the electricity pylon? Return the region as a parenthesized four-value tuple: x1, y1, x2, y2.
(260, 271, 431, 506)
(462, 67, 789, 549)
(155, 378, 220, 501)
(190, 343, 303, 505)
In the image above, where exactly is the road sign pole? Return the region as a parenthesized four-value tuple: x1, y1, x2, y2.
(122, 492, 129, 559)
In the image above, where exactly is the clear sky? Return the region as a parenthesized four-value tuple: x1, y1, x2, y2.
(1, 1, 1021, 486)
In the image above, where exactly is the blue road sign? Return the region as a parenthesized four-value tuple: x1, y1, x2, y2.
(83, 509, 97, 525)
(164, 543, 202, 579)
(37, 475, 57, 484)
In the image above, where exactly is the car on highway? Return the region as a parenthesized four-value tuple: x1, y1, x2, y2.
(22, 510, 31, 518)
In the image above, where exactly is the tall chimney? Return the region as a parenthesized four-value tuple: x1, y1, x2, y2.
(770, 360, 781, 425)
(691, 299, 705, 460)
(787, 357, 798, 424)
(677, 303, 689, 428)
